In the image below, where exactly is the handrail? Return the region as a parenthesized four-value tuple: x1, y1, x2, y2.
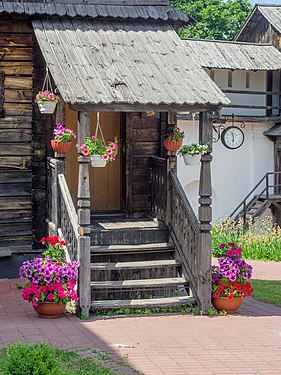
(170, 171, 200, 234)
(58, 174, 79, 239)
(230, 171, 281, 222)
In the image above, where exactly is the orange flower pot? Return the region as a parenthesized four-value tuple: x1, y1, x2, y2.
(51, 140, 72, 154)
(163, 139, 182, 152)
(33, 302, 66, 319)
(212, 296, 243, 314)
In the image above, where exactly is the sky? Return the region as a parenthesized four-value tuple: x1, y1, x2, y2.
(250, 0, 281, 4)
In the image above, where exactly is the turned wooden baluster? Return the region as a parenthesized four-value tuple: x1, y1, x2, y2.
(77, 111, 91, 318)
(198, 111, 213, 314)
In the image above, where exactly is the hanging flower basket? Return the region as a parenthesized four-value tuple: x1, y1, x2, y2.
(90, 154, 107, 168)
(163, 139, 183, 152)
(38, 102, 57, 114)
(81, 112, 118, 168)
(183, 154, 201, 166)
(35, 68, 59, 115)
(51, 140, 72, 154)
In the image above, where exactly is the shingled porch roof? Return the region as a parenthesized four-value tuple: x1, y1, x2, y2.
(32, 18, 230, 112)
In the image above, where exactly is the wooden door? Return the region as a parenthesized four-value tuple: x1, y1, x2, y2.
(65, 106, 122, 211)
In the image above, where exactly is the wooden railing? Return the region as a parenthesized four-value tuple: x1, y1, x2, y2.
(58, 174, 79, 262)
(151, 156, 167, 223)
(230, 171, 281, 226)
(169, 171, 200, 298)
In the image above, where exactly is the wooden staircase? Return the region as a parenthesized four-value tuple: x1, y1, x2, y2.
(89, 217, 196, 311)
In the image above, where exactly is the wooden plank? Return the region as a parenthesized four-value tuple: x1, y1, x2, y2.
(4, 77, 32, 89)
(3, 103, 32, 116)
(132, 168, 152, 181)
(4, 88, 32, 103)
(0, 116, 32, 129)
(91, 242, 174, 253)
(0, 247, 12, 257)
(0, 20, 32, 33)
(0, 170, 31, 183)
(0, 156, 31, 169)
(0, 209, 31, 223)
(0, 196, 32, 210)
(0, 144, 32, 156)
(91, 259, 180, 270)
(131, 128, 160, 141)
(0, 61, 33, 76)
(0, 70, 4, 117)
(0, 47, 32, 61)
(0, 34, 32, 47)
(0, 222, 32, 237)
(132, 141, 159, 155)
(0, 182, 31, 197)
(0, 128, 32, 142)
(91, 296, 197, 310)
(133, 181, 151, 195)
(91, 277, 187, 289)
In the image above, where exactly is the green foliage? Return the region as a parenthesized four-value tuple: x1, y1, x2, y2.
(212, 217, 281, 261)
(0, 341, 63, 375)
(251, 280, 281, 307)
(0, 342, 120, 375)
(170, 0, 253, 40)
(178, 143, 211, 156)
(93, 305, 200, 316)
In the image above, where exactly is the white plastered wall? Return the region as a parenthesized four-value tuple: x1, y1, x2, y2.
(177, 119, 274, 221)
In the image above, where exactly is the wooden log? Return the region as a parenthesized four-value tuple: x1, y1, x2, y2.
(0, 47, 32, 61)
(0, 144, 32, 156)
(0, 61, 33, 76)
(0, 196, 32, 210)
(4, 88, 32, 103)
(0, 20, 32, 33)
(0, 116, 32, 129)
(0, 34, 32, 47)
(0, 128, 32, 142)
(0, 156, 31, 169)
(4, 76, 33, 89)
(3, 103, 32, 116)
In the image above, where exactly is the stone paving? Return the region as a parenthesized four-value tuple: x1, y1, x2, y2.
(0, 260, 281, 375)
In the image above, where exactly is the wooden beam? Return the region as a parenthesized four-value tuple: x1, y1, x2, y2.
(77, 111, 91, 318)
(197, 111, 212, 314)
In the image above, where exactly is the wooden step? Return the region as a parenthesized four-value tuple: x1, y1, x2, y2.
(91, 296, 196, 310)
(91, 242, 174, 255)
(91, 277, 187, 289)
(91, 259, 180, 270)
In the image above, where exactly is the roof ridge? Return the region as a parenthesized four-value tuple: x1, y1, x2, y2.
(182, 38, 273, 47)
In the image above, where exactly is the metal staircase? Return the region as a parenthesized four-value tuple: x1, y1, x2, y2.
(230, 172, 281, 227)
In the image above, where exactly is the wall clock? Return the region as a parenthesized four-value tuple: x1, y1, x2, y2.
(221, 126, 244, 149)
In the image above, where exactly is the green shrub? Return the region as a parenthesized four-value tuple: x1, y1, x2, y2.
(212, 216, 281, 261)
(0, 341, 64, 375)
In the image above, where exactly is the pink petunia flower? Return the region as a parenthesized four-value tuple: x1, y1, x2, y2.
(80, 144, 86, 149)
(82, 149, 89, 156)
(102, 154, 109, 161)
(106, 148, 113, 155)
(92, 136, 97, 141)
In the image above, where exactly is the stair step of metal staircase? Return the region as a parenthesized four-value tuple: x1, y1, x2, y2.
(91, 259, 180, 270)
(91, 296, 196, 310)
(91, 277, 188, 289)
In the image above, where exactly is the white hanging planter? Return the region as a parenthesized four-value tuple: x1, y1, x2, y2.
(183, 154, 201, 166)
(38, 102, 57, 114)
(90, 154, 106, 168)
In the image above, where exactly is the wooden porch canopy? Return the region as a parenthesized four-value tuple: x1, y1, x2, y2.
(32, 18, 229, 112)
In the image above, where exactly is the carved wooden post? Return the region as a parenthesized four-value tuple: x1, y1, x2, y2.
(77, 111, 91, 318)
(198, 111, 213, 314)
(165, 111, 177, 226)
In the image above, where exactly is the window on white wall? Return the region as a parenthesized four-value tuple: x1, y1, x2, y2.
(228, 70, 232, 88)
(246, 71, 250, 89)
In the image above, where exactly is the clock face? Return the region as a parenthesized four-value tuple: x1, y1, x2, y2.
(221, 126, 244, 149)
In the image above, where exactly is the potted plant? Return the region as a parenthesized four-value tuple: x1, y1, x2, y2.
(51, 123, 76, 154)
(178, 143, 211, 165)
(211, 242, 253, 314)
(40, 236, 67, 265)
(80, 136, 118, 167)
(19, 257, 79, 319)
(35, 90, 60, 114)
(163, 127, 185, 152)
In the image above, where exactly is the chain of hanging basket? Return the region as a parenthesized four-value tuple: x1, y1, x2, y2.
(42, 67, 54, 93)
(95, 112, 106, 145)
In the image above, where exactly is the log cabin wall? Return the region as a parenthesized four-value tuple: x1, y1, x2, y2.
(126, 112, 167, 215)
(0, 15, 34, 253)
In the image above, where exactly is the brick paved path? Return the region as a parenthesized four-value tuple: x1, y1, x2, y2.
(1, 261, 281, 375)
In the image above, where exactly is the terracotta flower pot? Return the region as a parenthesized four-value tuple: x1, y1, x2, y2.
(215, 279, 231, 288)
(212, 296, 243, 314)
(51, 140, 72, 154)
(163, 139, 182, 152)
(33, 302, 66, 319)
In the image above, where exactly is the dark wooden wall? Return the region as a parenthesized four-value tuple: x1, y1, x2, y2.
(0, 15, 34, 253)
(238, 15, 281, 51)
(126, 112, 167, 215)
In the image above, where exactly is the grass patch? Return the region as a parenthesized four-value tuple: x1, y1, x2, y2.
(251, 280, 281, 307)
(0, 341, 125, 375)
(212, 216, 281, 261)
(92, 305, 200, 316)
